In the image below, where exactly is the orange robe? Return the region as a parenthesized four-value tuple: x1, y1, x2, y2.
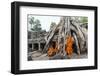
(65, 36, 74, 57)
(47, 43, 58, 57)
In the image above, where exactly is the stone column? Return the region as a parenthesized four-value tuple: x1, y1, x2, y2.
(32, 43, 34, 50)
(38, 42, 41, 51)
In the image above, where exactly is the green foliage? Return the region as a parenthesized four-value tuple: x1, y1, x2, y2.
(29, 17, 34, 25)
(29, 17, 42, 32)
(80, 17, 88, 23)
(32, 19, 42, 31)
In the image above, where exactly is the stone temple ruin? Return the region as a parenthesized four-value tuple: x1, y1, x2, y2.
(28, 30, 47, 52)
(28, 16, 88, 60)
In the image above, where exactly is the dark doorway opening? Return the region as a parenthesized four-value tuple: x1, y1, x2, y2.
(34, 43, 39, 50)
(28, 44, 32, 49)
(40, 43, 45, 50)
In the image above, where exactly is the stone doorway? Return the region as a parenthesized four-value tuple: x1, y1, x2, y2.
(34, 43, 39, 50)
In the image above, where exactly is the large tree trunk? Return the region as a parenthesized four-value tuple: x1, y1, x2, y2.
(43, 23, 58, 53)
(70, 19, 87, 53)
(42, 16, 87, 56)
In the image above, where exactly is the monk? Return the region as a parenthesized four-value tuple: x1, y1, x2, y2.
(47, 42, 58, 57)
(65, 35, 74, 58)
(47, 46, 55, 57)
